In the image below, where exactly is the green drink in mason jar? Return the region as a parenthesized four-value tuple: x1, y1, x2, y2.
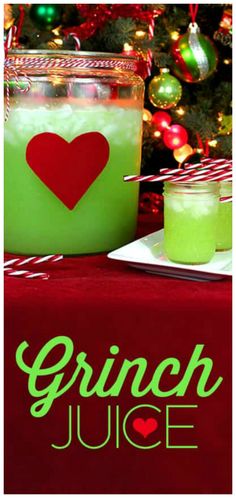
(163, 182, 219, 264)
(4, 50, 144, 255)
(216, 181, 232, 251)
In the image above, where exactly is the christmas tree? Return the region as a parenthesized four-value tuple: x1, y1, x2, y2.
(5, 3, 232, 196)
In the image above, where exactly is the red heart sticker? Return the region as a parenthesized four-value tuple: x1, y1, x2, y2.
(132, 418, 158, 438)
(26, 132, 110, 210)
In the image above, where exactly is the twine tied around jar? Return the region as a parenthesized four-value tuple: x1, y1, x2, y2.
(4, 26, 31, 122)
(4, 25, 138, 122)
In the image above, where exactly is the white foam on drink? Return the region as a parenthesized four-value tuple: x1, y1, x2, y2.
(166, 196, 218, 218)
(5, 104, 142, 147)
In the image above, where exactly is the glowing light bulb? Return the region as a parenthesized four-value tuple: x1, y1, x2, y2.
(209, 139, 218, 147)
(123, 42, 133, 52)
(153, 130, 161, 138)
(171, 31, 180, 41)
(143, 109, 152, 123)
(135, 30, 146, 40)
(176, 107, 185, 116)
(52, 27, 61, 36)
(54, 38, 63, 46)
(173, 144, 193, 163)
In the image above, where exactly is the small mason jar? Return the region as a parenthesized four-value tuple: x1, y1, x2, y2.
(4, 50, 144, 255)
(163, 182, 219, 264)
(216, 181, 232, 251)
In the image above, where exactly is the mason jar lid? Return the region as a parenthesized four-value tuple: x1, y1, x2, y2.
(6, 49, 138, 73)
(163, 181, 219, 196)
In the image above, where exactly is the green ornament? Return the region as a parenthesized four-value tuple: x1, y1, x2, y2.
(148, 69, 182, 109)
(171, 23, 218, 83)
(29, 4, 62, 31)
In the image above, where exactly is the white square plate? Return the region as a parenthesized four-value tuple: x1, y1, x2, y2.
(108, 229, 232, 281)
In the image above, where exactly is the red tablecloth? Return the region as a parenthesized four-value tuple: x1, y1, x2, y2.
(5, 214, 232, 494)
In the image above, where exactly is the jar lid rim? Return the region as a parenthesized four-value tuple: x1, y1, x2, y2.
(164, 181, 220, 196)
(8, 49, 138, 61)
(6, 50, 139, 72)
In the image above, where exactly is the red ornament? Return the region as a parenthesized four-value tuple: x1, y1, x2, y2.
(64, 4, 159, 41)
(136, 57, 150, 80)
(213, 7, 232, 47)
(152, 111, 172, 131)
(163, 124, 188, 150)
(122, 48, 149, 80)
(139, 192, 163, 214)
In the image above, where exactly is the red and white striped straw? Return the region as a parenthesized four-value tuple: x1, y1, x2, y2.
(4, 25, 17, 55)
(147, 16, 155, 76)
(124, 158, 232, 202)
(4, 267, 49, 280)
(161, 160, 232, 175)
(124, 159, 232, 184)
(4, 254, 63, 268)
(66, 32, 81, 51)
(220, 196, 232, 203)
(125, 174, 171, 182)
(200, 157, 232, 166)
(124, 171, 232, 184)
(171, 169, 232, 183)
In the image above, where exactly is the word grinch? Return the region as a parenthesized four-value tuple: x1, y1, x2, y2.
(16, 336, 223, 418)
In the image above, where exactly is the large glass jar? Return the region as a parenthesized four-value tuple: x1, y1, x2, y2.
(4, 50, 144, 255)
(216, 181, 232, 251)
(163, 181, 219, 264)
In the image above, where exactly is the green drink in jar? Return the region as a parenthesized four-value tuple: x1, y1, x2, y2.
(4, 50, 144, 255)
(216, 181, 232, 251)
(163, 181, 219, 264)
